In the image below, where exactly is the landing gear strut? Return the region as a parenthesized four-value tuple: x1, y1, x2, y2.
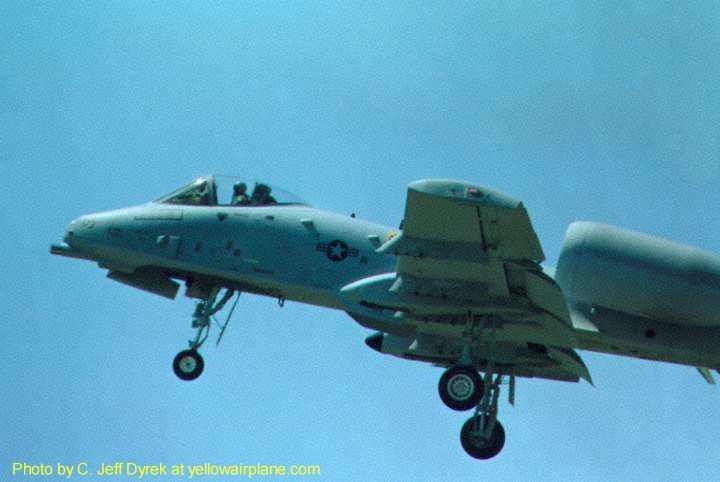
(172, 287, 239, 381)
(440, 313, 509, 459)
(460, 372, 506, 459)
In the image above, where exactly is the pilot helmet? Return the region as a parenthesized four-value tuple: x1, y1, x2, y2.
(254, 183, 271, 194)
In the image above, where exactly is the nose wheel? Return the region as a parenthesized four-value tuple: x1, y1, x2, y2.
(172, 287, 239, 381)
(173, 349, 204, 381)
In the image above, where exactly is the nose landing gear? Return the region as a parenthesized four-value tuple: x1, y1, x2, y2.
(173, 349, 204, 380)
(172, 287, 239, 381)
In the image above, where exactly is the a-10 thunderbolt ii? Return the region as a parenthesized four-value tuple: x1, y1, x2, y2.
(51, 175, 720, 459)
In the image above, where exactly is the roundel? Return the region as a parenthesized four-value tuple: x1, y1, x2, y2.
(326, 240, 349, 262)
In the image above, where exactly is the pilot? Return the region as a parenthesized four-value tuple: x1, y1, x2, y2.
(250, 183, 277, 206)
(190, 181, 211, 205)
(231, 182, 250, 206)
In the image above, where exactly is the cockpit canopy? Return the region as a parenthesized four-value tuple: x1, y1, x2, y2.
(155, 175, 308, 207)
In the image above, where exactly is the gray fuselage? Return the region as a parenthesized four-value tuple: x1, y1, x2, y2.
(58, 202, 720, 372)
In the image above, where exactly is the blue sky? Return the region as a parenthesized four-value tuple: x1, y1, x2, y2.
(3, 1, 720, 481)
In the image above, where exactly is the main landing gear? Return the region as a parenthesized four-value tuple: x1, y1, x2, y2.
(439, 363, 507, 459)
(438, 365, 484, 411)
(459, 371, 506, 460)
(172, 287, 240, 381)
(438, 315, 511, 460)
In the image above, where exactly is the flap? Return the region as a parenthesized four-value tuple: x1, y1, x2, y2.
(547, 347, 594, 385)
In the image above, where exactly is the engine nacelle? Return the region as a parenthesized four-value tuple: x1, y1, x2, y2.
(556, 222, 720, 327)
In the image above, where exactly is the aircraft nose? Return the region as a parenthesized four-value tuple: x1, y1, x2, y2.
(54, 207, 142, 264)
(65, 214, 100, 245)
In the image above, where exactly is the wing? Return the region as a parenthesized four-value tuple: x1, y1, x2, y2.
(371, 180, 575, 345)
(393, 179, 544, 263)
(341, 179, 590, 382)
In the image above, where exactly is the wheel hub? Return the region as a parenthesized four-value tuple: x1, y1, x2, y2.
(179, 356, 197, 373)
(461, 416, 506, 460)
(448, 373, 475, 401)
(468, 426, 491, 447)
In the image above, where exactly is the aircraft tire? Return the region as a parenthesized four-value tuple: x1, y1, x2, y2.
(173, 349, 204, 381)
(460, 417, 505, 460)
(438, 365, 484, 411)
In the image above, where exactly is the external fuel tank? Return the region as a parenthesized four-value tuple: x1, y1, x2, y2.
(555, 222, 720, 327)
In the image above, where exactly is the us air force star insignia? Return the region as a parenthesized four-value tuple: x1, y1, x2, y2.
(327, 239, 349, 262)
(316, 240, 359, 262)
